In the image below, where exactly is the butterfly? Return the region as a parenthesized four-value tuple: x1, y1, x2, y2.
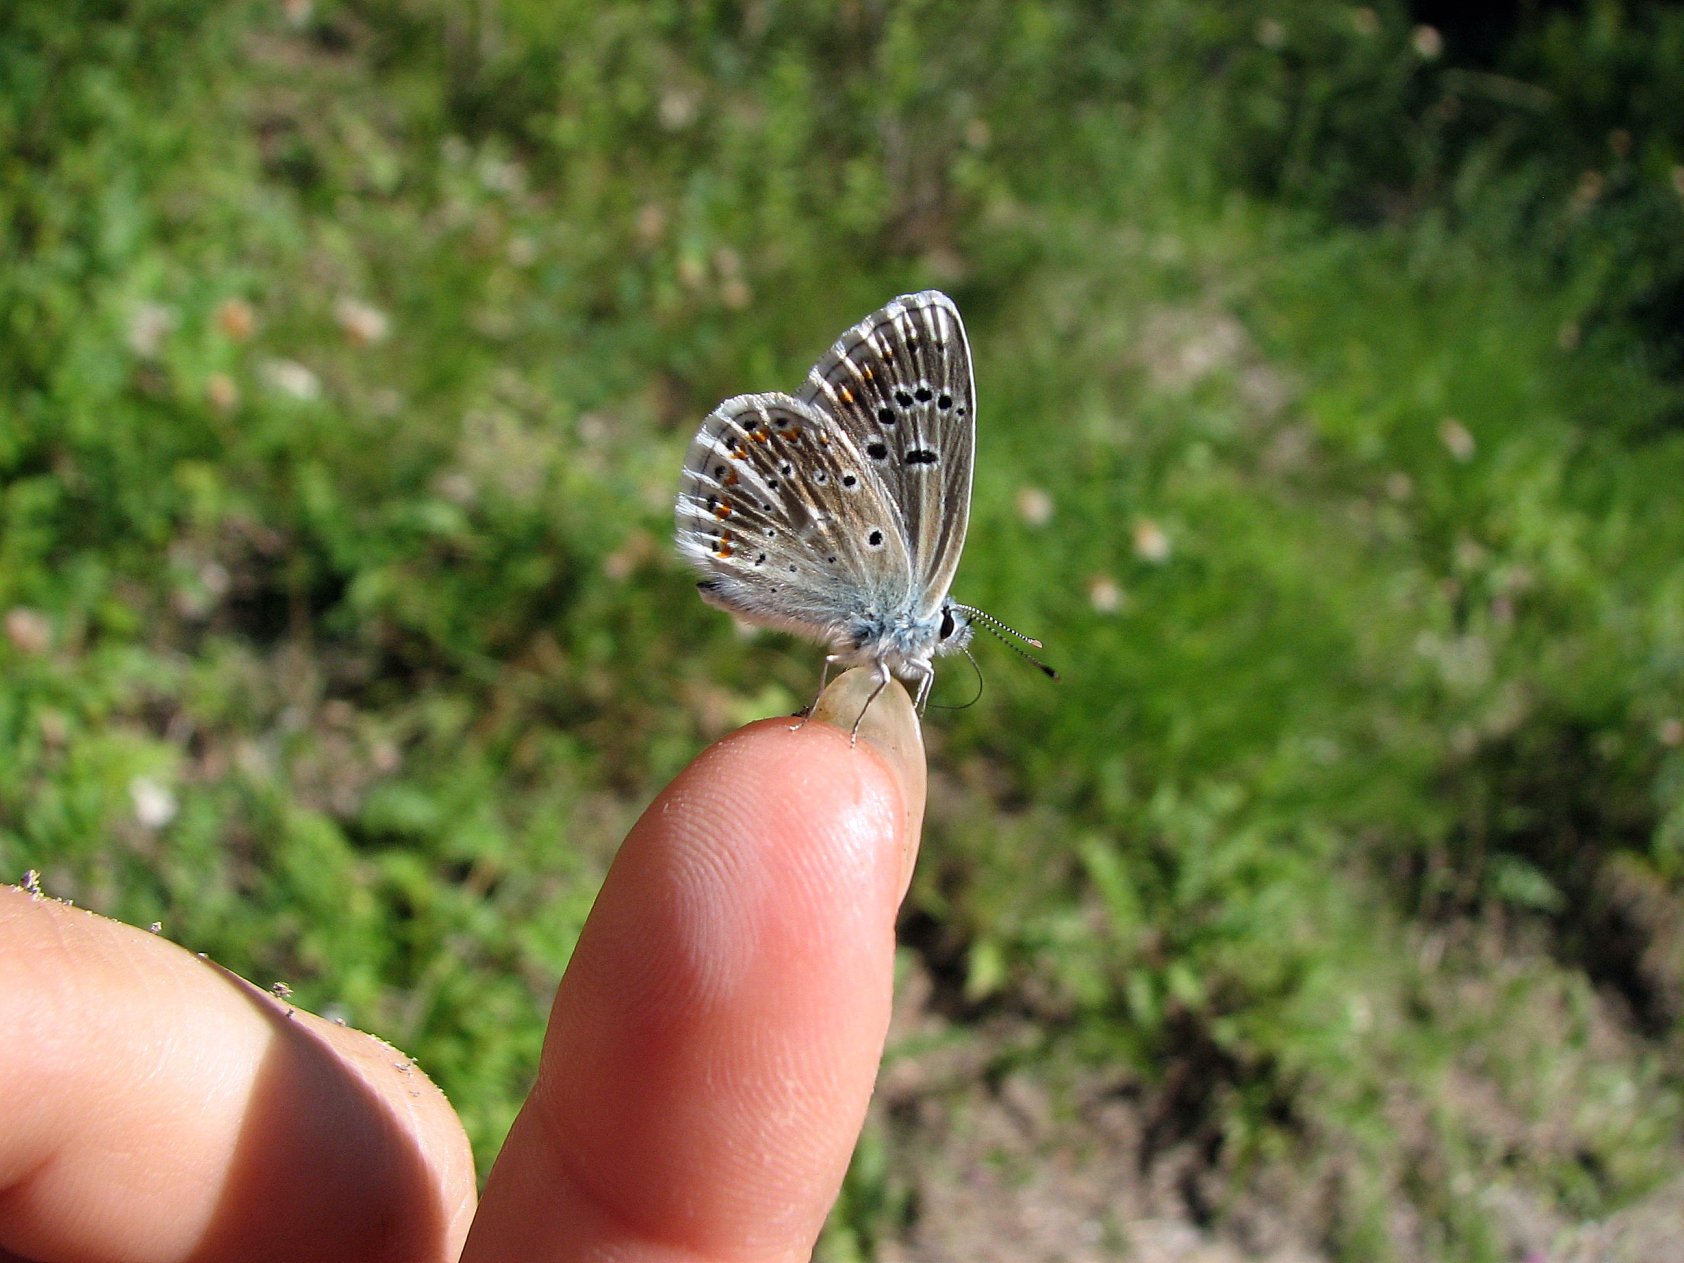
(675, 290, 1052, 736)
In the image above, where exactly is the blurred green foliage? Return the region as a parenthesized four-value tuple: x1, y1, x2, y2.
(3, 1, 1683, 1258)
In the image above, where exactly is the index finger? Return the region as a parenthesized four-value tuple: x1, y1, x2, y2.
(462, 669, 926, 1262)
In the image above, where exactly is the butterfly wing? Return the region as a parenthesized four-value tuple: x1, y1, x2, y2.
(675, 391, 918, 645)
(798, 290, 975, 618)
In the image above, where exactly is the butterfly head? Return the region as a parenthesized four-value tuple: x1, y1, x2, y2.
(936, 598, 976, 657)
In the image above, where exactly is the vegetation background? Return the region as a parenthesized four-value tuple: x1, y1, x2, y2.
(4, 1, 1683, 1258)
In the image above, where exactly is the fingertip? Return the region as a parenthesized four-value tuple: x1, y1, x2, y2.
(803, 668, 927, 895)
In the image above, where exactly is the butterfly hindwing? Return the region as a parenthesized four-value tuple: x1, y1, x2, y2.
(675, 392, 917, 642)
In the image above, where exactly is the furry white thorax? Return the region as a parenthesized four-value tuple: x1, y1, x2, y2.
(826, 596, 974, 706)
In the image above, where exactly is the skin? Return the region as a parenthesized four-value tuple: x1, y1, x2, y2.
(0, 669, 925, 1263)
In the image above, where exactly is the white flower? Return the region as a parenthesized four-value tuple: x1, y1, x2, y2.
(1132, 518, 1172, 563)
(1438, 417, 1476, 462)
(4, 607, 51, 655)
(334, 297, 391, 346)
(260, 359, 322, 401)
(1015, 486, 1054, 528)
(130, 776, 179, 830)
(1087, 574, 1125, 615)
(127, 302, 177, 358)
(658, 88, 699, 130)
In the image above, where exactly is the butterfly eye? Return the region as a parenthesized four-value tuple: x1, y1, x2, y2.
(939, 607, 956, 640)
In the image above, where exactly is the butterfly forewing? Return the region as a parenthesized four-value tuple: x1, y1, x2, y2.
(798, 290, 975, 616)
(675, 392, 917, 641)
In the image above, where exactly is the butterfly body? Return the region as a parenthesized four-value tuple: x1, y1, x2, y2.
(676, 290, 1004, 726)
(694, 577, 974, 699)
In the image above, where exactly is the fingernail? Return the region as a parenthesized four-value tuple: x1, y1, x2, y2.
(808, 669, 927, 896)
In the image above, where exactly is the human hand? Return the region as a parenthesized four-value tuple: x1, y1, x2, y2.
(0, 669, 925, 1263)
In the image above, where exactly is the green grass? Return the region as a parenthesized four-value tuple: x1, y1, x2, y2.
(4, 2, 1683, 1258)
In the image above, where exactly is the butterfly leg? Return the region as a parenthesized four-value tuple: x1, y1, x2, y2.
(790, 654, 846, 732)
(909, 660, 936, 714)
(797, 657, 899, 744)
(848, 661, 893, 745)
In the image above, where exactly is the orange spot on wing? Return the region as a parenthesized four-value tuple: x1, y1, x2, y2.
(714, 500, 732, 518)
(837, 386, 855, 404)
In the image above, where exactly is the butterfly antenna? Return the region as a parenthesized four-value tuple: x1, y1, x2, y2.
(955, 605, 1061, 681)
